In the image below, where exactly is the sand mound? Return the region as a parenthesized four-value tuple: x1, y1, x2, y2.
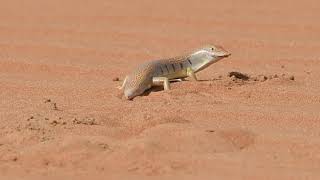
(1, 0, 320, 179)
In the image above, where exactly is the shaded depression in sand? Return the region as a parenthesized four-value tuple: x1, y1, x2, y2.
(1, 0, 320, 179)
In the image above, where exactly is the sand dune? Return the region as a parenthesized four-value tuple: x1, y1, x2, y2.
(0, 0, 320, 179)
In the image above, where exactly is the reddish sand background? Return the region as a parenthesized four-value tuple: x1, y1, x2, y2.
(0, 0, 320, 179)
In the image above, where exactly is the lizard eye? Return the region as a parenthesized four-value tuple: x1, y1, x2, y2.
(211, 47, 214, 51)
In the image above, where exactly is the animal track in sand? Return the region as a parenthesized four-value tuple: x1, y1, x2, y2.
(128, 127, 255, 155)
(107, 114, 190, 138)
(122, 128, 256, 175)
(16, 136, 112, 168)
(156, 72, 296, 100)
(216, 128, 256, 150)
(203, 72, 297, 92)
(17, 99, 100, 143)
(44, 98, 60, 111)
(224, 71, 295, 86)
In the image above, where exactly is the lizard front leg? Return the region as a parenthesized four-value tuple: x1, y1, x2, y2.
(117, 76, 127, 90)
(152, 77, 170, 90)
(186, 67, 198, 81)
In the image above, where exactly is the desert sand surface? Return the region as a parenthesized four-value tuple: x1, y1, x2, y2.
(0, 0, 320, 179)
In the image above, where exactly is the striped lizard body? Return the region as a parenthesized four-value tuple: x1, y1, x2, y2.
(120, 45, 231, 100)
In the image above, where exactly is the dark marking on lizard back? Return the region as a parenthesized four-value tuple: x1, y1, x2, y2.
(160, 66, 164, 74)
(165, 64, 169, 73)
(179, 63, 183, 69)
(187, 58, 192, 65)
(171, 64, 176, 72)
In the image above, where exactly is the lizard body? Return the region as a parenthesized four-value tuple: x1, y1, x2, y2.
(120, 45, 231, 100)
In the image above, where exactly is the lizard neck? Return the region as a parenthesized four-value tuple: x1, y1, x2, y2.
(188, 55, 222, 73)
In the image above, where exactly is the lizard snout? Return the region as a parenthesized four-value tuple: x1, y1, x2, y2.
(223, 52, 231, 57)
(124, 89, 135, 100)
(124, 88, 142, 100)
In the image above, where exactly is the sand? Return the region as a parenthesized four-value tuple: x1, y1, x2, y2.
(0, 0, 320, 179)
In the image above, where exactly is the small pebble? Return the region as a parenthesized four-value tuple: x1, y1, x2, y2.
(112, 77, 120, 81)
(230, 75, 236, 81)
(258, 75, 267, 82)
(206, 130, 215, 133)
(50, 120, 58, 125)
(289, 75, 295, 80)
(27, 116, 34, 121)
(12, 157, 18, 162)
(53, 103, 58, 110)
(228, 71, 249, 80)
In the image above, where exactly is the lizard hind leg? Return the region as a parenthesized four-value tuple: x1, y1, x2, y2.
(152, 77, 171, 90)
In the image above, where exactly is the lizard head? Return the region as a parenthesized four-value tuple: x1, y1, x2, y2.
(124, 88, 139, 100)
(123, 77, 151, 100)
(124, 86, 147, 100)
(200, 45, 231, 58)
(189, 45, 231, 72)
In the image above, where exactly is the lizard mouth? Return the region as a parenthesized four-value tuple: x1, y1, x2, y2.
(211, 52, 231, 58)
(221, 53, 231, 57)
(211, 54, 231, 58)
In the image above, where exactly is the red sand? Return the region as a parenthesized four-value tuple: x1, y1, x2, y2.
(1, 0, 320, 179)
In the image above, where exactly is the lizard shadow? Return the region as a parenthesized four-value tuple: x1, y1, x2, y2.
(197, 79, 212, 82)
(141, 80, 183, 96)
(181, 79, 213, 82)
(141, 79, 215, 97)
(141, 86, 164, 96)
(140, 79, 215, 97)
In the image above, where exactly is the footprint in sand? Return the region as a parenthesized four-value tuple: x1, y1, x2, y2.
(127, 127, 256, 155)
(216, 129, 255, 151)
(121, 127, 256, 175)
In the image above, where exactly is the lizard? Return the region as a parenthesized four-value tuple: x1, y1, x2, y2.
(119, 45, 231, 100)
